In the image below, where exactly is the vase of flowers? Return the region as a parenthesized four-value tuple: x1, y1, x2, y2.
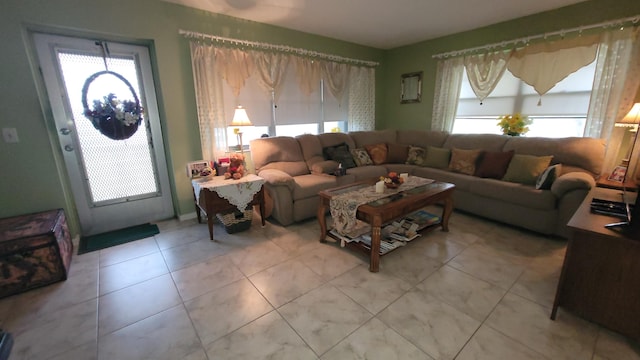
(497, 113, 532, 136)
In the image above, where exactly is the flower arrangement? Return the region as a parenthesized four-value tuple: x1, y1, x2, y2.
(224, 154, 246, 180)
(497, 113, 532, 136)
(84, 93, 143, 127)
(380, 171, 404, 188)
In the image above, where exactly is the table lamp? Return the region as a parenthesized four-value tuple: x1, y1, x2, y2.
(229, 105, 253, 157)
(605, 102, 640, 235)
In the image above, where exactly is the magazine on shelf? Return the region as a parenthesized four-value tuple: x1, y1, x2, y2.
(358, 234, 405, 254)
(383, 220, 421, 241)
(404, 209, 441, 229)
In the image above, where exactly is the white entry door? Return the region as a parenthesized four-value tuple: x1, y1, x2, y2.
(34, 33, 174, 236)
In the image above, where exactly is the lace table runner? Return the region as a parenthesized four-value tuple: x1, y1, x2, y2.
(330, 176, 434, 235)
(192, 174, 265, 212)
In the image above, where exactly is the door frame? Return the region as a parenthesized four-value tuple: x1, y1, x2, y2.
(30, 30, 176, 236)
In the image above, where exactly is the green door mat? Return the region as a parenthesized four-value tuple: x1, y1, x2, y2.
(78, 223, 159, 254)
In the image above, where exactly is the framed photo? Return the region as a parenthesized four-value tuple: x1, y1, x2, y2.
(186, 160, 211, 179)
(607, 165, 627, 182)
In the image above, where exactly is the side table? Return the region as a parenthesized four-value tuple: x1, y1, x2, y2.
(551, 187, 640, 342)
(192, 174, 266, 240)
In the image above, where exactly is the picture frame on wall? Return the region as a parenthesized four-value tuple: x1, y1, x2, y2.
(400, 71, 422, 104)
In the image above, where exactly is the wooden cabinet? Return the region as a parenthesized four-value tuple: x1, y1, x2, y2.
(551, 188, 640, 342)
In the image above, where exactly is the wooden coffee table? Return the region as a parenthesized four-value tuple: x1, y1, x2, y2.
(317, 179, 455, 272)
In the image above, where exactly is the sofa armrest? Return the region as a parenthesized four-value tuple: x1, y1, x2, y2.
(551, 172, 595, 198)
(257, 169, 295, 191)
(311, 160, 339, 175)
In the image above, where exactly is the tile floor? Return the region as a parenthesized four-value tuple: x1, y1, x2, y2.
(1, 208, 639, 359)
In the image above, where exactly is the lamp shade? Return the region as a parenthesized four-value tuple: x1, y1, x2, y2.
(230, 106, 253, 127)
(618, 103, 640, 126)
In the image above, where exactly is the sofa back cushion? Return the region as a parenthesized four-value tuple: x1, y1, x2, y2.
(249, 137, 309, 176)
(443, 134, 509, 152)
(396, 130, 449, 149)
(296, 134, 324, 170)
(349, 129, 397, 148)
(503, 136, 605, 176)
(317, 132, 356, 150)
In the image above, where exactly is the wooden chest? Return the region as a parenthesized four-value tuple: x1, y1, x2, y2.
(0, 209, 73, 298)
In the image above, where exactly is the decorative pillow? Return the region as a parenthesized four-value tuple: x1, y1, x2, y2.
(536, 164, 562, 190)
(387, 143, 409, 163)
(448, 148, 483, 175)
(365, 143, 388, 165)
(350, 148, 373, 167)
(475, 150, 515, 179)
(424, 146, 451, 169)
(502, 154, 553, 185)
(323, 143, 356, 169)
(406, 146, 426, 166)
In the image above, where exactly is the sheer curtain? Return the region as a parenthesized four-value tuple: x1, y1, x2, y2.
(432, 57, 464, 132)
(188, 42, 377, 158)
(585, 27, 640, 177)
(464, 50, 512, 104)
(189, 43, 228, 161)
(348, 66, 375, 131)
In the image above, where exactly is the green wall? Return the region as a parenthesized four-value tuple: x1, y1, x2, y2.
(0, 0, 382, 235)
(378, 0, 640, 130)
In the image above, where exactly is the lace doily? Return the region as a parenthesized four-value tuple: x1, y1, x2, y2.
(193, 174, 265, 212)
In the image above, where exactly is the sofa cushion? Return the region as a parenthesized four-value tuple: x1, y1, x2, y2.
(323, 143, 356, 169)
(260, 162, 309, 177)
(346, 165, 388, 181)
(397, 130, 449, 149)
(365, 143, 388, 165)
(424, 146, 451, 169)
(503, 136, 605, 176)
(443, 134, 509, 152)
(475, 150, 514, 179)
(536, 164, 562, 190)
(292, 174, 338, 200)
(296, 133, 325, 171)
(387, 143, 409, 163)
(350, 129, 397, 148)
(449, 148, 482, 175)
(469, 178, 557, 210)
(317, 132, 356, 150)
(503, 154, 553, 185)
(311, 160, 340, 175)
(406, 146, 426, 166)
(250, 136, 306, 172)
(351, 148, 373, 166)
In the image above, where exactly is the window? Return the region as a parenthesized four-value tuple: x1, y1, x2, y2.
(223, 66, 348, 145)
(453, 60, 596, 138)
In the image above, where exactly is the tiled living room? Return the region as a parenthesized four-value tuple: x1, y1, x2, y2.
(1, 207, 639, 359)
(3, 0, 640, 359)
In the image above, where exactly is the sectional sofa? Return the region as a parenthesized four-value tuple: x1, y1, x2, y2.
(249, 129, 605, 238)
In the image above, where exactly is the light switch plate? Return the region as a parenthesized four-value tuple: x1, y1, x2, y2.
(2, 128, 19, 143)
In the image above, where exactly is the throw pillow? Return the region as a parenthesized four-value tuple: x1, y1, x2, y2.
(406, 146, 426, 166)
(323, 143, 356, 169)
(536, 164, 562, 190)
(387, 143, 409, 163)
(365, 143, 388, 165)
(424, 146, 451, 169)
(502, 154, 553, 185)
(311, 160, 339, 175)
(449, 148, 482, 175)
(475, 150, 515, 179)
(350, 148, 373, 167)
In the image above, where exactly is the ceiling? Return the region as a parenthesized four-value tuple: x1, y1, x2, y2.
(163, 0, 587, 49)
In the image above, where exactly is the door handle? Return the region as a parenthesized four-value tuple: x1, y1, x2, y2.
(64, 145, 74, 152)
(60, 128, 71, 135)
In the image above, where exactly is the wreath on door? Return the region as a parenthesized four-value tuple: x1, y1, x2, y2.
(82, 70, 144, 140)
